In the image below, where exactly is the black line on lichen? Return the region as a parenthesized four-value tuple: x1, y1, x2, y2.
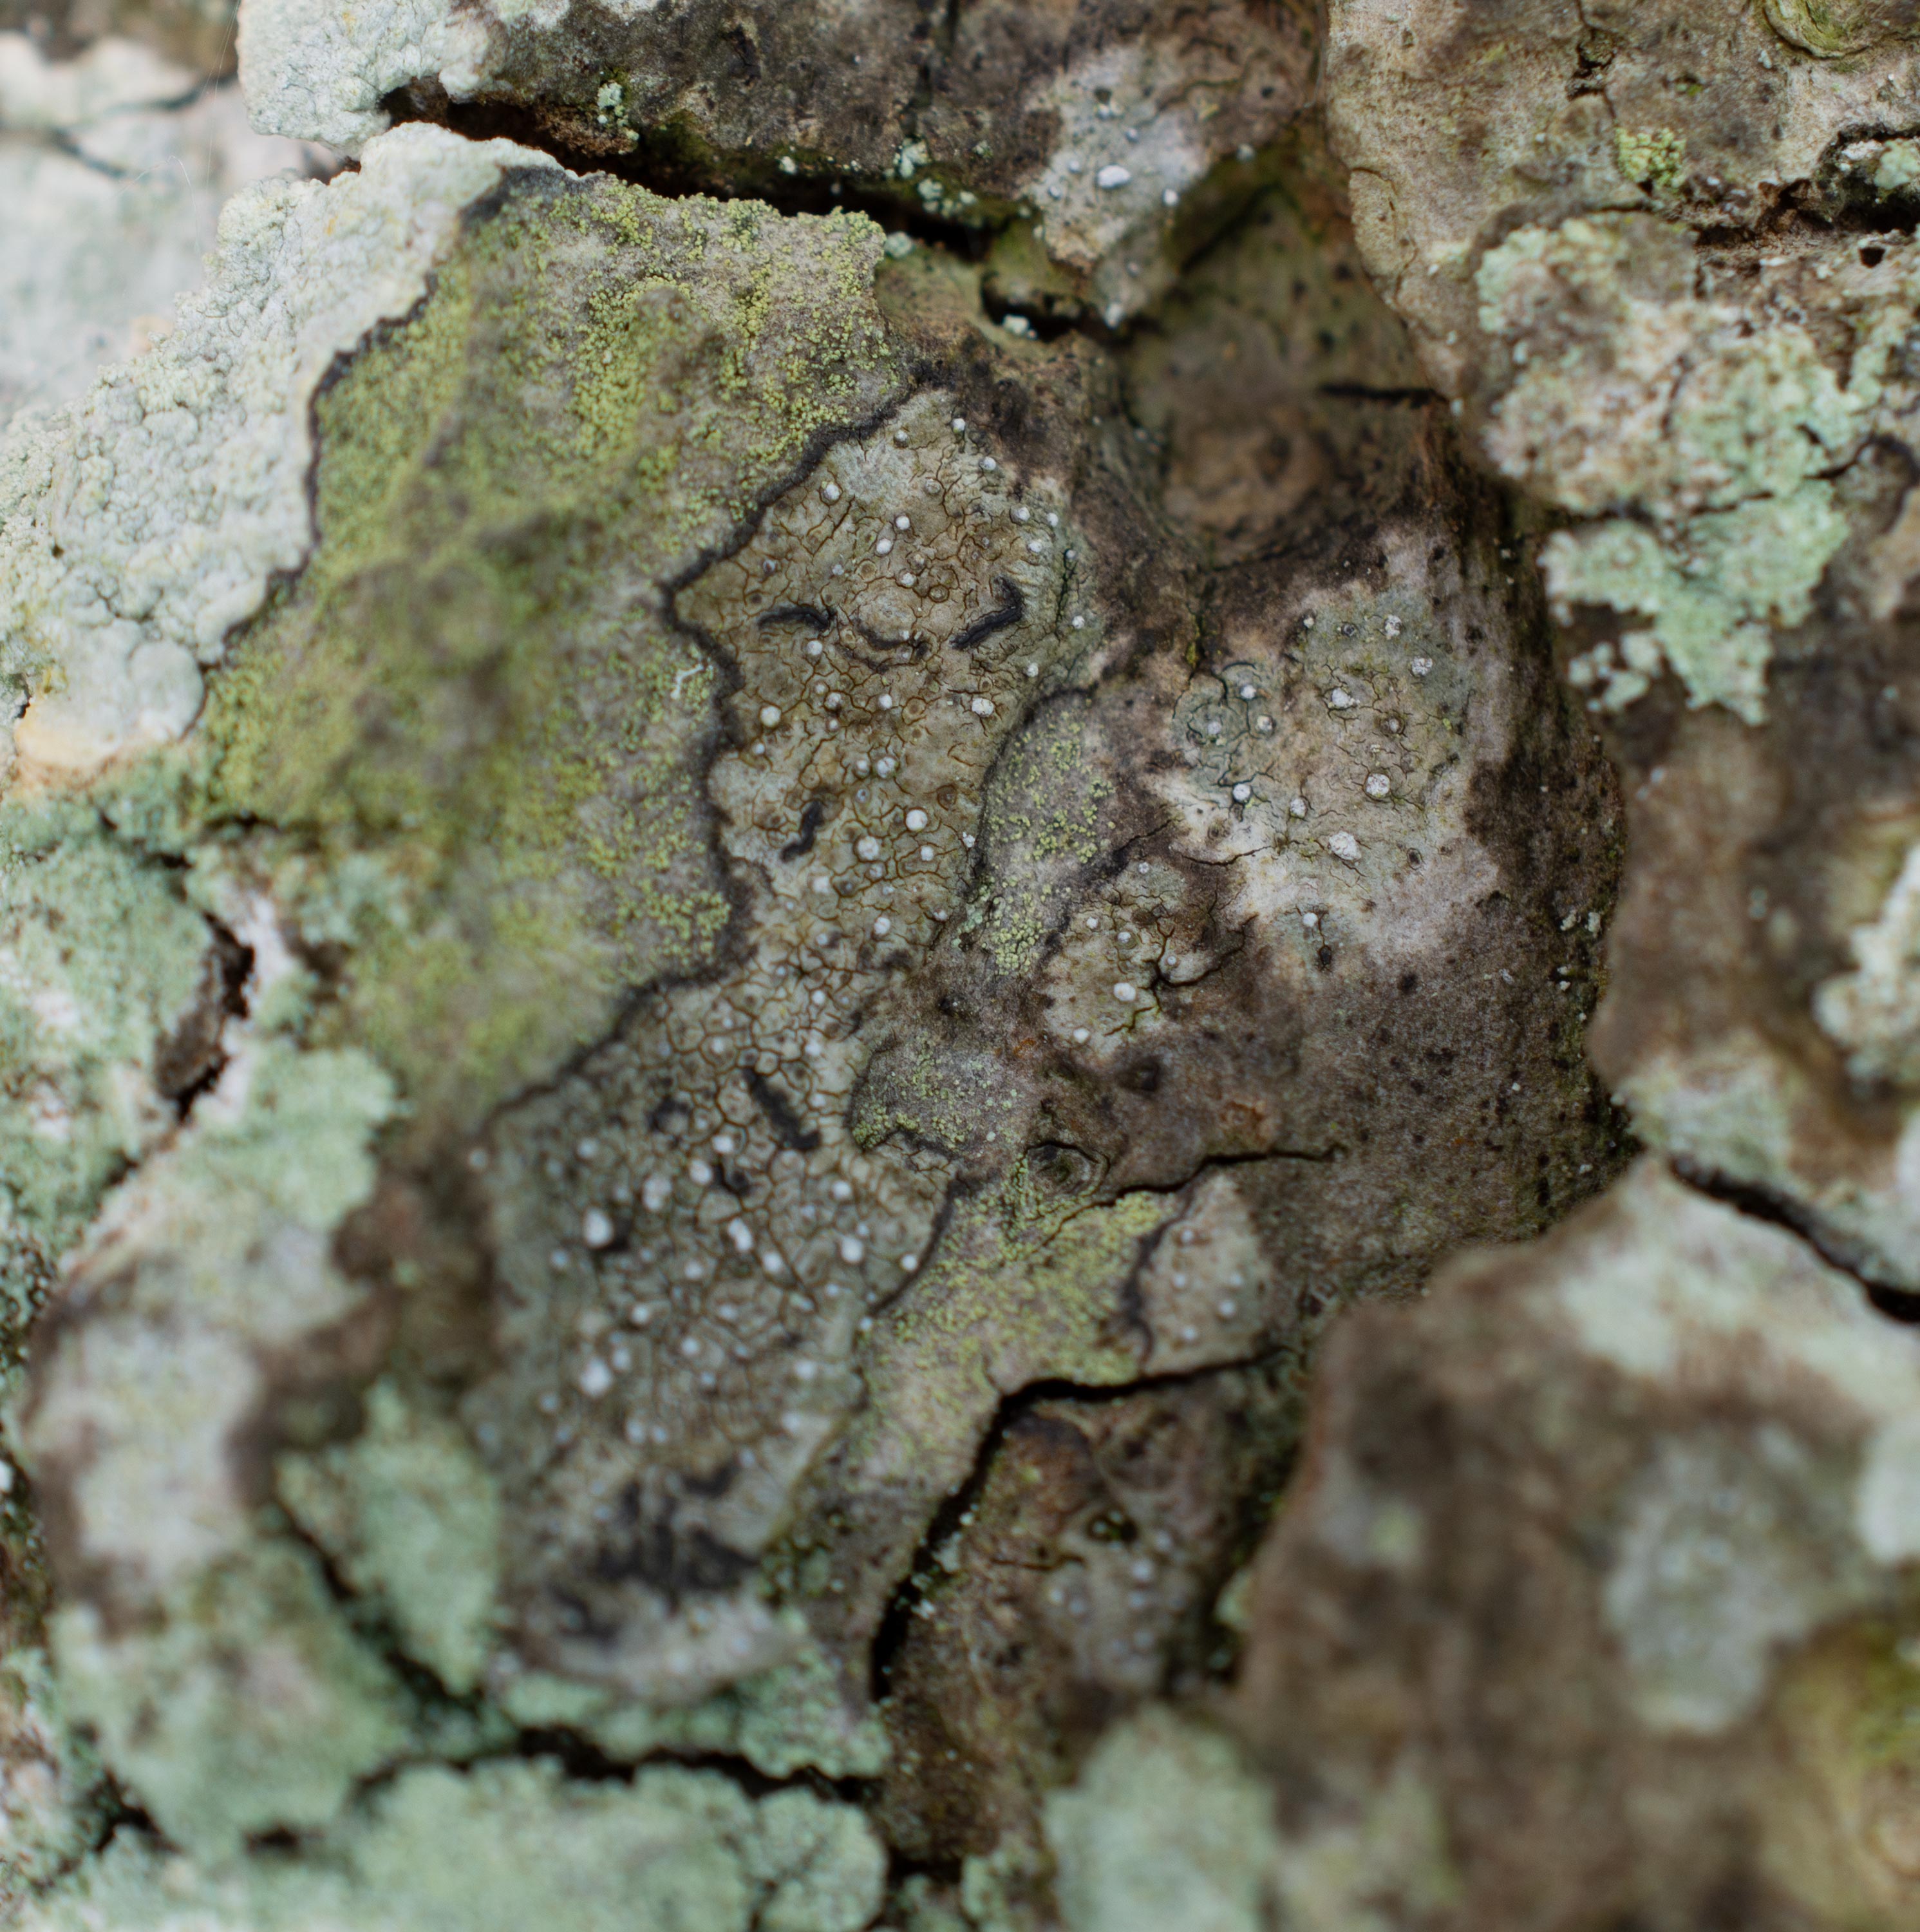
(946, 574, 1024, 653)
(1670, 1156, 1920, 1320)
(744, 1068, 822, 1153)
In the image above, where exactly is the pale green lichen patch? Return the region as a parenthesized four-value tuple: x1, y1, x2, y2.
(1478, 214, 1920, 721)
(0, 797, 214, 1314)
(277, 1380, 505, 1697)
(53, 1542, 407, 1860)
(21, 1757, 886, 1932)
(1044, 1705, 1280, 1932)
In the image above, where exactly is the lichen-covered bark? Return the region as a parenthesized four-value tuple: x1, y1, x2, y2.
(7, 0, 1920, 1924)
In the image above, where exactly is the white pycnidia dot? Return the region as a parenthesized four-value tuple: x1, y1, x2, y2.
(1206, 719, 1223, 737)
(982, 455, 997, 470)
(877, 536, 894, 555)
(1289, 797, 1308, 817)
(905, 808, 929, 831)
(1072, 615, 1086, 629)
(1386, 614, 1402, 637)
(879, 693, 894, 710)
(1096, 164, 1133, 189)
(630, 1302, 655, 1326)
(831, 1178, 854, 1202)
(729, 1217, 755, 1253)
(1411, 656, 1434, 676)
(760, 705, 782, 727)
(1162, 187, 1179, 207)
(900, 573, 916, 587)
(840, 1234, 866, 1264)
(1328, 689, 1354, 710)
(1073, 1026, 1091, 1043)
(1301, 911, 1319, 929)
(970, 696, 995, 716)
(900, 1253, 919, 1273)
(1232, 782, 1252, 803)
(1238, 683, 1256, 700)
(1046, 512, 1059, 527)
(807, 638, 824, 657)
(1113, 980, 1138, 1003)
(872, 916, 892, 936)
(1329, 831, 1360, 862)
(876, 756, 896, 775)
(1256, 714, 1274, 733)
(894, 514, 911, 531)
(952, 415, 967, 431)
(579, 1358, 613, 1398)
(1014, 506, 1031, 523)
(642, 1173, 672, 1212)
(1026, 661, 1039, 678)
(822, 481, 842, 502)
(582, 1208, 614, 1249)
(688, 1158, 713, 1186)
(711, 1132, 737, 1155)
(856, 835, 881, 860)
(1365, 773, 1391, 799)
(681, 1336, 702, 1359)
(919, 844, 935, 860)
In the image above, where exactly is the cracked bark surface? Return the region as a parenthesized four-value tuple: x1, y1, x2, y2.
(5, 0, 1920, 1926)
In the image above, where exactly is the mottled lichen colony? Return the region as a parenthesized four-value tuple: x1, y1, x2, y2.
(12, 0, 1920, 1922)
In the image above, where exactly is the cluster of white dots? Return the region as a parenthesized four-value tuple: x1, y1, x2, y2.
(488, 395, 1097, 1640)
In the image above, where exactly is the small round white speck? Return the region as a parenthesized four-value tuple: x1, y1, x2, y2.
(856, 835, 881, 860)
(681, 1335, 702, 1359)
(1096, 163, 1133, 189)
(919, 844, 935, 860)
(876, 536, 894, 556)
(840, 1234, 866, 1264)
(1162, 187, 1179, 207)
(582, 1208, 614, 1249)
(822, 482, 842, 502)
(900, 573, 916, 588)
(712, 1132, 737, 1156)
(970, 696, 995, 716)
(759, 705, 782, 727)
(1364, 773, 1391, 799)
(878, 693, 894, 710)
(905, 808, 929, 831)
(1232, 782, 1252, 803)
(1329, 831, 1360, 862)
(952, 416, 967, 431)
(1328, 689, 1354, 710)
(1411, 656, 1434, 677)
(1072, 615, 1086, 630)
(1113, 980, 1138, 1003)
(642, 1173, 672, 1212)
(1026, 661, 1039, 678)
(688, 1158, 714, 1186)
(872, 916, 892, 937)
(1256, 714, 1274, 733)
(1301, 911, 1319, 929)
(982, 455, 997, 471)
(1238, 683, 1256, 701)
(894, 514, 911, 531)
(630, 1302, 655, 1326)
(900, 1252, 919, 1273)
(579, 1358, 613, 1398)
(831, 1178, 854, 1202)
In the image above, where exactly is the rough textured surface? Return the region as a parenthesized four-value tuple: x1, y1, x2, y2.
(1226, 1159, 1920, 1929)
(237, 0, 1317, 323)
(10, 0, 1920, 1922)
(0, 31, 332, 435)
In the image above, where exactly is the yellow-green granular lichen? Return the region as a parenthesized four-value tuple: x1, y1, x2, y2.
(201, 171, 902, 1144)
(1614, 128, 1686, 194)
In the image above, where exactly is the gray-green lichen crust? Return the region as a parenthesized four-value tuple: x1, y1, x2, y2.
(0, 29, 1642, 1925)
